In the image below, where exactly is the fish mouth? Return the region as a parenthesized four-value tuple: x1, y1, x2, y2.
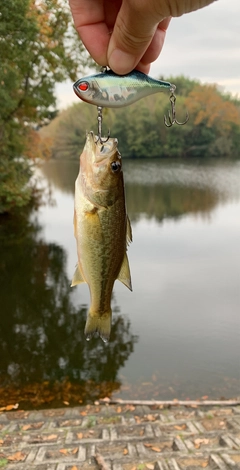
(86, 132, 119, 164)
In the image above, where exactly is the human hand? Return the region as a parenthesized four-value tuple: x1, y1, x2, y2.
(69, 0, 216, 75)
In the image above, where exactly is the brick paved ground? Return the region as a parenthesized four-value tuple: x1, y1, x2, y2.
(0, 403, 240, 469)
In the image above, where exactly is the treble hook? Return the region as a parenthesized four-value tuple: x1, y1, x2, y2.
(164, 86, 189, 127)
(96, 106, 110, 144)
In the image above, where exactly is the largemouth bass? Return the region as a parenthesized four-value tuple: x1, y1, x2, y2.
(73, 69, 173, 108)
(72, 132, 132, 342)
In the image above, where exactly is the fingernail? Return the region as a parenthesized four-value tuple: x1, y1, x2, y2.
(108, 49, 136, 74)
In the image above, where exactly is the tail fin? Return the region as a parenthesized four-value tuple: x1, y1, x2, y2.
(84, 311, 112, 343)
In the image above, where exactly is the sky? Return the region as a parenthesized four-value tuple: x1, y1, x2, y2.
(56, 0, 240, 109)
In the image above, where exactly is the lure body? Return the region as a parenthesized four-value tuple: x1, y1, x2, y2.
(73, 69, 173, 108)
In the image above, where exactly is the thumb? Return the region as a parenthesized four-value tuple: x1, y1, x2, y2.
(107, 0, 163, 74)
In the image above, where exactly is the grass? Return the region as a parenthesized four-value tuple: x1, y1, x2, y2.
(0, 459, 8, 468)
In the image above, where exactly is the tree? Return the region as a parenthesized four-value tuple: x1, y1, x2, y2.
(0, 0, 93, 213)
(185, 84, 240, 157)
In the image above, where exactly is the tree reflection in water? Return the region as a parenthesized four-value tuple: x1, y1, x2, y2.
(0, 209, 137, 408)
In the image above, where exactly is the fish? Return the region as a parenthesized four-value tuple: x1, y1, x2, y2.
(72, 132, 132, 342)
(73, 69, 173, 108)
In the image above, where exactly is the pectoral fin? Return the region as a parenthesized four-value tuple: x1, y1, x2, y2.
(117, 253, 132, 291)
(71, 264, 86, 286)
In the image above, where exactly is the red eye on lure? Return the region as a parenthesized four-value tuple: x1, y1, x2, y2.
(78, 82, 89, 92)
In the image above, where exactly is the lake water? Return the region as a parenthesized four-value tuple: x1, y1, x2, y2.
(0, 158, 240, 408)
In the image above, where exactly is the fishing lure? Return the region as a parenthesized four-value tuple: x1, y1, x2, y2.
(74, 69, 172, 108)
(73, 68, 188, 142)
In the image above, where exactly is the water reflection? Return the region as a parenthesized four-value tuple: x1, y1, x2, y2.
(41, 158, 238, 222)
(0, 210, 137, 408)
(1, 158, 240, 406)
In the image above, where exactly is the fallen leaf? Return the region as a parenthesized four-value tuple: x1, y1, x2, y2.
(80, 411, 87, 416)
(71, 467, 78, 470)
(151, 447, 161, 452)
(130, 467, 136, 470)
(101, 397, 110, 403)
(174, 424, 186, 431)
(146, 414, 155, 421)
(202, 395, 208, 400)
(146, 465, 154, 470)
(45, 434, 58, 441)
(59, 449, 68, 455)
(7, 451, 25, 461)
(22, 424, 31, 431)
(123, 448, 128, 455)
(0, 439, 4, 445)
(126, 405, 135, 411)
(77, 433, 83, 439)
(194, 438, 209, 448)
(72, 447, 78, 454)
(63, 401, 69, 406)
(0, 403, 19, 412)
(144, 443, 154, 448)
(202, 463, 208, 468)
(116, 407, 122, 413)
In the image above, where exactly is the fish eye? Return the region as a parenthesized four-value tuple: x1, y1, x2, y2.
(111, 161, 121, 173)
(78, 81, 89, 92)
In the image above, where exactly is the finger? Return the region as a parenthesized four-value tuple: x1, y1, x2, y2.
(107, 0, 165, 74)
(140, 17, 171, 65)
(68, 0, 110, 66)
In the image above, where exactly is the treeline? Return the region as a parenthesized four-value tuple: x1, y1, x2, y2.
(41, 76, 240, 160)
(0, 0, 93, 214)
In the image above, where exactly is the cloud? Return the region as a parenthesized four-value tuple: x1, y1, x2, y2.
(150, 0, 240, 95)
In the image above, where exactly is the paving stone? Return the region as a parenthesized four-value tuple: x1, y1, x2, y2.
(112, 464, 123, 470)
(210, 453, 228, 469)
(221, 452, 240, 468)
(172, 436, 187, 452)
(167, 458, 181, 470)
(155, 462, 169, 470)
(219, 434, 238, 449)
(1, 403, 240, 469)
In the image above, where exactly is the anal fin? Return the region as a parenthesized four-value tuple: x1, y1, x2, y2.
(71, 264, 86, 286)
(117, 253, 132, 291)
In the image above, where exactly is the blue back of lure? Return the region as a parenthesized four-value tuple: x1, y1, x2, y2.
(73, 70, 173, 108)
